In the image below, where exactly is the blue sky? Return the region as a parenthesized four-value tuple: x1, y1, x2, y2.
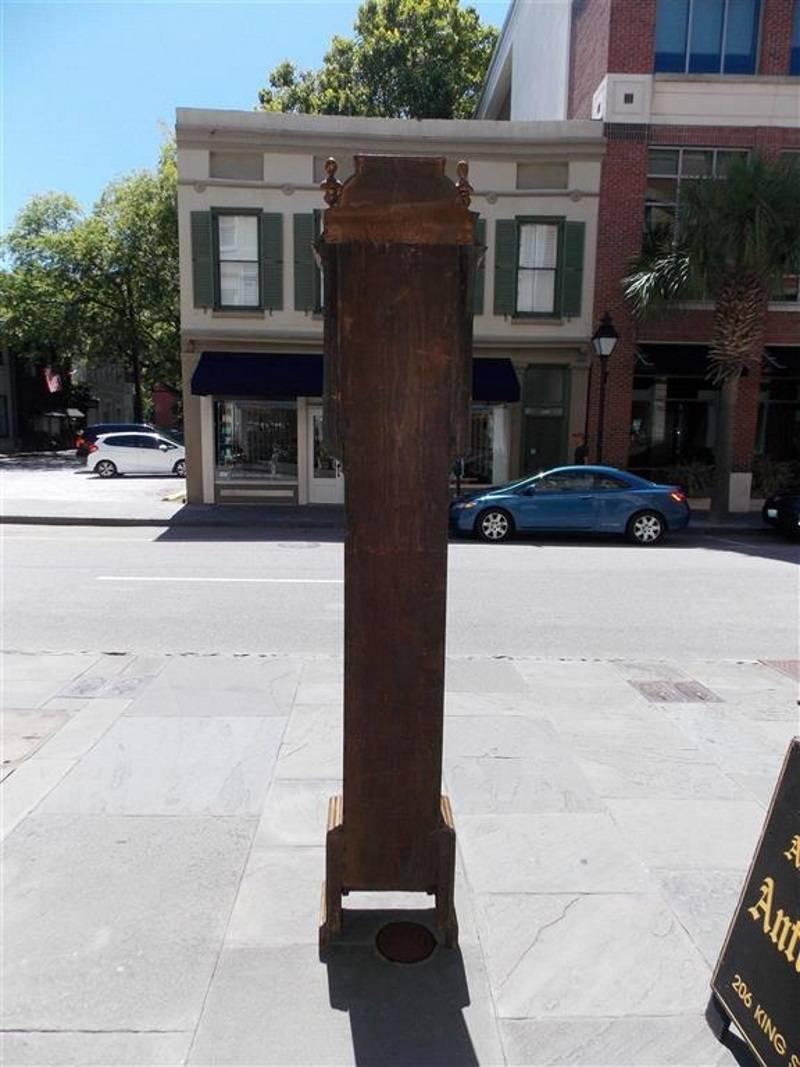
(3, 0, 508, 232)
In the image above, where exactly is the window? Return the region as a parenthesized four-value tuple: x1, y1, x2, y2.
(191, 211, 282, 311)
(216, 213, 260, 308)
(462, 407, 494, 484)
(537, 471, 595, 492)
(215, 399, 298, 483)
(594, 474, 630, 490)
(494, 219, 584, 319)
(792, 0, 800, 74)
(106, 435, 139, 448)
(654, 0, 761, 74)
(645, 146, 749, 234)
(517, 222, 561, 315)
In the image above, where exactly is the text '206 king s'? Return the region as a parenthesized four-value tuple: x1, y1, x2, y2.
(449, 466, 690, 546)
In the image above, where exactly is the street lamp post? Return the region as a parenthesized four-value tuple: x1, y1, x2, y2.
(591, 312, 619, 464)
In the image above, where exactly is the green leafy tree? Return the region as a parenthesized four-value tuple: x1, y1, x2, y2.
(1, 142, 179, 423)
(623, 154, 800, 520)
(258, 0, 498, 119)
(0, 194, 88, 401)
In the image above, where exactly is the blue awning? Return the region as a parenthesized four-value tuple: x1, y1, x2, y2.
(192, 352, 520, 403)
(472, 358, 520, 402)
(192, 353, 323, 398)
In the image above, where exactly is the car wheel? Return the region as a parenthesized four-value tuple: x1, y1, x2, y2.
(627, 510, 665, 545)
(94, 460, 117, 478)
(477, 508, 513, 543)
(173, 459, 186, 477)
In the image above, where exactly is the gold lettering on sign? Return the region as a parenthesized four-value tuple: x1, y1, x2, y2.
(747, 877, 800, 971)
(748, 877, 776, 933)
(784, 835, 800, 869)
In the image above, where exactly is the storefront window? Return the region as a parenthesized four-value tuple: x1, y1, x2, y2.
(215, 399, 297, 481)
(461, 407, 494, 484)
(630, 375, 718, 468)
(757, 376, 800, 460)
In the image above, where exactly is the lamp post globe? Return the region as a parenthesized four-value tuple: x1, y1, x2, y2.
(591, 312, 619, 464)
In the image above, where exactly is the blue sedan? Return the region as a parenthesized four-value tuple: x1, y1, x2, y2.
(449, 466, 690, 545)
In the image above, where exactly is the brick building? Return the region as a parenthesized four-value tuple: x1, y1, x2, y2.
(478, 0, 800, 509)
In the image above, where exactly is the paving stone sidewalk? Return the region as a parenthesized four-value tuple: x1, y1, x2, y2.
(2, 650, 798, 1066)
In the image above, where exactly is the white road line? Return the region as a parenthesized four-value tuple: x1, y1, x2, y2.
(96, 576, 343, 584)
(4, 535, 160, 543)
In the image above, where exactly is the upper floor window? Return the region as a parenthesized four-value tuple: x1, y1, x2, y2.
(217, 214, 260, 308)
(493, 218, 585, 319)
(190, 210, 283, 311)
(654, 0, 761, 74)
(517, 223, 561, 314)
(645, 146, 749, 234)
(792, 0, 800, 74)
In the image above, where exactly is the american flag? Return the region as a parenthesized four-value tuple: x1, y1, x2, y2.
(43, 367, 62, 394)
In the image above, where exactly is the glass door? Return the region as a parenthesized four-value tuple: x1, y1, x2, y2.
(307, 405, 344, 504)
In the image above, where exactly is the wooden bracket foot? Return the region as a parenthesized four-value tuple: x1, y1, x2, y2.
(319, 795, 344, 953)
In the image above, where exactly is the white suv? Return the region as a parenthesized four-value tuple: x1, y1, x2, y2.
(88, 432, 186, 478)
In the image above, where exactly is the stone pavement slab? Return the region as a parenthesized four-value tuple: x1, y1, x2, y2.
(187, 942, 504, 1067)
(2, 813, 254, 1030)
(2, 648, 793, 1065)
(123, 655, 301, 717)
(37, 715, 285, 815)
(499, 1017, 732, 1066)
(476, 891, 711, 1019)
(0, 1032, 192, 1067)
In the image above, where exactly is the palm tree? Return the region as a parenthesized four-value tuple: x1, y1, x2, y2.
(623, 154, 800, 521)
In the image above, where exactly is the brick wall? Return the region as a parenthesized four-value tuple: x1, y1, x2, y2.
(759, 0, 797, 74)
(568, 0, 611, 119)
(586, 130, 650, 466)
(586, 123, 799, 469)
(607, 0, 657, 71)
(571, 0, 799, 471)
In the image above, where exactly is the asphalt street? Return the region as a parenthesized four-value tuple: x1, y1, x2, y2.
(3, 524, 797, 660)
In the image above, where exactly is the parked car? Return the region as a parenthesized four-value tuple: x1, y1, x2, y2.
(449, 465, 690, 545)
(762, 489, 800, 540)
(84, 432, 186, 478)
(75, 422, 157, 459)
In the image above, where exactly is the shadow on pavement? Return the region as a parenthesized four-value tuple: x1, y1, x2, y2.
(695, 532, 799, 565)
(0, 454, 81, 472)
(718, 1029, 761, 1067)
(322, 908, 479, 1067)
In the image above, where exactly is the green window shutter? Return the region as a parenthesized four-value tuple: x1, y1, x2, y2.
(493, 219, 517, 316)
(190, 212, 214, 307)
(473, 218, 486, 315)
(260, 212, 283, 310)
(561, 221, 585, 317)
(293, 213, 315, 312)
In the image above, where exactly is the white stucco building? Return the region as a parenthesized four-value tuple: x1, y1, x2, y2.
(176, 109, 605, 505)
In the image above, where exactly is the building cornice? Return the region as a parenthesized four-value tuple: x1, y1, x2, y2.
(175, 109, 605, 160)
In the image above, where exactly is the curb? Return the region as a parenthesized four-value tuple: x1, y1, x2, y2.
(0, 514, 778, 537)
(0, 514, 345, 530)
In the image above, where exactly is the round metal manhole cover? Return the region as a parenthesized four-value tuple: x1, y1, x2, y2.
(375, 921, 437, 964)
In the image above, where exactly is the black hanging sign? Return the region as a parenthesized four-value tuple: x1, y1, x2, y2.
(707, 738, 800, 1067)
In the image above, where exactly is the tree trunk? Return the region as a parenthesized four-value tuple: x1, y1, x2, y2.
(123, 277, 144, 423)
(131, 344, 143, 423)
(707, 272, 765, 523)
(709, 375, 739, 522)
